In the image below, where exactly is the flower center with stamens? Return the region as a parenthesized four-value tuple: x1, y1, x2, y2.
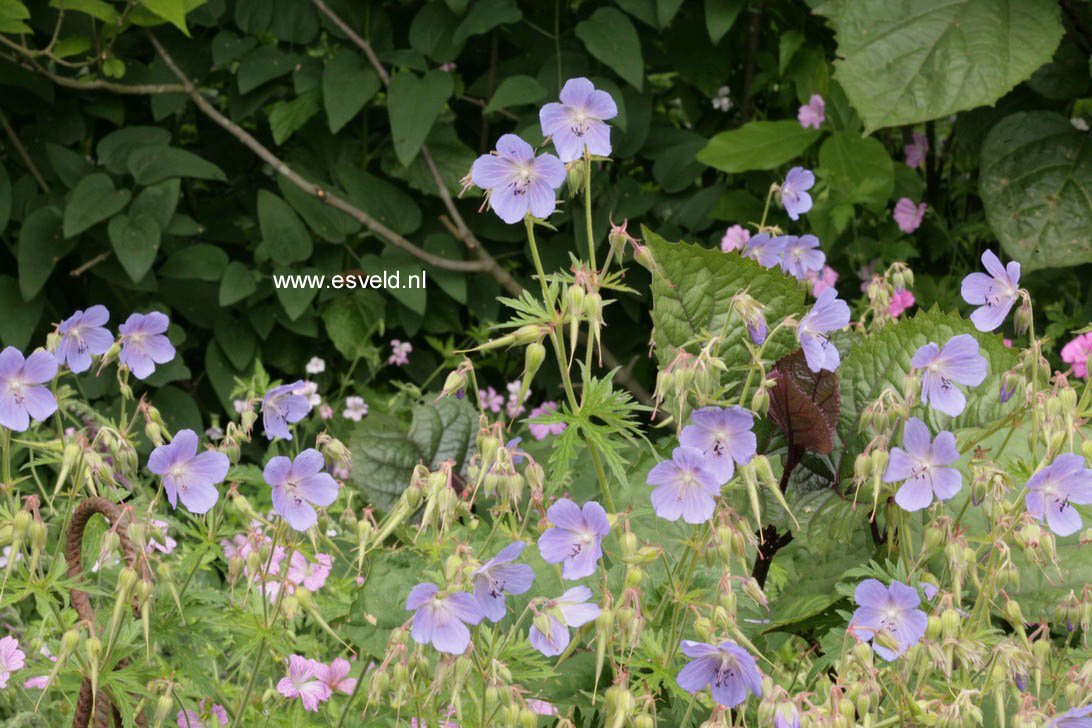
(714, 657, 738, 687)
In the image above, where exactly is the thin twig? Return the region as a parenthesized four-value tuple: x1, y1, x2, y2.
(1, 46, 185, 93)
(70, 251, 112, 276)
(0, 109, 50, 192)
(146, 32, 488, 274)
(310, 0, 389, 85)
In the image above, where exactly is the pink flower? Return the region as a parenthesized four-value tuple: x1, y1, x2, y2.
(805, 265, 839, 297)
(904, 132, 928, 168)
(797, 94, 825, 129)
(893, 198, 926, 233)
(288, 551, 332, 591)
(506, 380, 528, 418)
(388, 340, 412, 366)
(317, 657, 357, 695)
(1061, 332, 1092, 379)
(888, 289, 915, 318)
(342, 396, 368, 421)
(1003, 338, 1013, 348)
(23, 675, 49, 689)
(0, 635, 25, 688)
(147, 519, 177, 555)
(276, 655, 331, 711)
(528, 401, 566, 440)
(479, 386, 504, 413)
(527, 699, 556, 716)
(176, 701, 228, 727)
(720, 225, 750, 252)
(318, 404, 333, 420)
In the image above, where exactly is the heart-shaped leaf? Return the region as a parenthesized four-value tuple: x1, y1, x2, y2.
(387, 70, 454, 166)
(108, 212, 161, 282)
(63, 173, 131, 238)
(769, 349, 841, 455)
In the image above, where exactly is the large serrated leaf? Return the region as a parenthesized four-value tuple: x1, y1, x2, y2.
(819, 0, 1063, 132)
(350, 397, 476, 510)
(979, 111, 1092, 272)
(409, 396, 476, 469)
(769, 349, 840, 455)
(1010, 543, 1092, 623)
(646, 226, 808, 372)
(838, 308, 1019, 440)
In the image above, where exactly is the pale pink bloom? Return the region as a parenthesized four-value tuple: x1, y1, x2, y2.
(1061, 332, 1092, 379)
(720, 225, 750, 252)
(439, 62, 457, 72)
(276, 655, 331, 711)
(333, 463, 351, 480)
(176, 700, 228, 727)
(0, 635, 25, 688)
(288, 552, 333, 591)
(479, 386, 504, 413)
(888, 289, 915, 318)
(528, 402, 566, 440)
(233, 399, 252, 414)
(805, 265, 839, 297)
(527, 699, 556, 715)
(388, 340, 412, 366)
(305, 357, 326, 375)
(1003, 338, 1013, 348)
(24, 675, 48, 688)
(318, 404, 333, 420)
(355, 575, 365, 586)
(317, 657, 357, 695)
(342, 396, 368, 421)
(147, 519, 177, 555)
(797, 94, 825, 129)
(905, 132, 928, 168)
(506, 380, 528, 418)
(893, 198, 926, 233)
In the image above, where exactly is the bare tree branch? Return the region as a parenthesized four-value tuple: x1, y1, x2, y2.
(0, 108, 50, 192)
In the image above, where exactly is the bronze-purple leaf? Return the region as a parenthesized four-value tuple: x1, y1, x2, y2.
(768, 349, 840, 455)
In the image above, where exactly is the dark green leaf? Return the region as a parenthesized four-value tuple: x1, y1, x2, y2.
(0, 164, 10, 234)
(97, 126, 171, 175)
(257, 189, 313, 265)
(219, 261, 257, 306)
(213, 312, 256, 370)
(818, 131, 894, 206)
(322, 294, 384, 359)
(151, 384, 203, 433)
(336, 162, 421, 235)
(0, 0, 31, 32)
(63, 173, 131, 238)
(273, 267, 318, 320)
(697, 121, 822, 173)
(159, 243, 228, 281)
(0, 275, 43, 349)
(237, 46, 299, 94)
(45, 143, 94, 189)
(108, 213, 161, 282)
(17, 206, 70, 300)
(387, 70, 454, 166)
(211, 30, 256, 67)
(484, 74, 547, 113)
(575, 7, 644, 90)
(204, 340, 242, 413)
(704, 0, 744, 44)
(276, 176, 359, 243)
(979, 111, 1092, 272)
(408, 396, 475, 468)
(268, 88, 321, 145)
(128, 146, 227, 185)
(450, 0, 521, 45)
(322, 49, 380, 133)
(129, 178, 181, 230)
(349, 414, 420, 510)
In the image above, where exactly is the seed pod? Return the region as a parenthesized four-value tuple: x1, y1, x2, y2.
(751, 386, 770, 417)
(620, 531, 638, 557)
(941, 608, 961, 640)
(633, 244, 656, 272)
(1004, 599, 1024, 625)
(624, 566, 644, 589)
(153, 693, 174, 728)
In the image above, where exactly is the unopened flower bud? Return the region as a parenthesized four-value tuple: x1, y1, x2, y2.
(941, 608, 960, 639)
(154, 693, 174, 727)
(441, 369, 467, 398)
(751, 386, 770, 417)
(1005, 599, 1025, 625)
(1014, 298, 1032, 335)
(620, 531, 638, 557)
(633, 244, 656, 272)
(624, 566, 644, 589)
(922, 525, 943, 554)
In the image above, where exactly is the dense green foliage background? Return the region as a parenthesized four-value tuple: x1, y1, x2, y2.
(1, 0, 1090, 436)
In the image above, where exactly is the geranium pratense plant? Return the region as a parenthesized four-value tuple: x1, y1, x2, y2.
(4, 64, 1092, 728)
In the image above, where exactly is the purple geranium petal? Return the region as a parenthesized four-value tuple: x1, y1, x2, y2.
(537, 499, 609, 579)
(849, 579, 928, 661)
(147, 429, 228, 514)
(56, 305, 114, 373)
(539, 77, 618, 163)
(780, 167, 815, 220)
(912, 335, 988, 417)
(797, 288, 849, 373)
(961, 250, 1020, 332)
(265, 449, 340, 531)
(1024, 454, 1092, 537)
(0, 348, 60, 432)
(262, 381, 311, 441)
(471, 133, 565, 224)
(675, 640, 762, 708)
(781, 235, 825, 280)
(118, 312, 175, 380)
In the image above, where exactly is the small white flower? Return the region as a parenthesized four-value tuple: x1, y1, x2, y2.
(206, 426, 224, 441)
(343, 396, 368, 422)
(1072, 117, 1089, 132)
(305, 356, 326, 374)
(293, 380, 322, 407)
